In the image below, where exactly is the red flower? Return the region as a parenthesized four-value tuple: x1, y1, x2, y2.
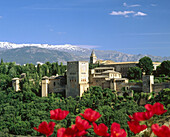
(127, 120, 147, 134)
(80, 108, 101, 122)
(57, 116, 91, 137)
(151, 124, 170, 137)
(34, 121, 55, 137)
(57, 125, 87, 137)
(93, 122, 110, 136)
(50, 108, 69, 120)
(110, 122, 127, 137)
(129, 111, 153, 121)
(145, 102, 167, 115)
(75, 116, 92, 131)
(72, 125, 88, 137)
(57, 127, 75, 137)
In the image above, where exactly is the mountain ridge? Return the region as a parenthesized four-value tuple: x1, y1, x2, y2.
(0, 42, 169, 65)
(0, 42, 87, 52)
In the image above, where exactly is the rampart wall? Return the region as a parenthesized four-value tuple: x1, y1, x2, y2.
(152, 82, 170, 93)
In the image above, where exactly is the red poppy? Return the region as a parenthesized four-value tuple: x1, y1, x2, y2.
(93, 122, 110, 136)
(57, 127, 75, 137)
(110, 122, 127, 137)
(34, 121, 55, 137)
(75, 116, 92, 131)
(151, 124, 170, 137)
(127, 120, 147, 134)
(72, 125, 88, 137)
(50, 108, 69, 120)
(129, 111, 153, 121)
(80, 108, 101, 122)
(57, 125, 87, 137)
(145, 102, 167, 115)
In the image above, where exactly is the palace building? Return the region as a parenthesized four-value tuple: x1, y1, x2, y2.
(40, 51, 162, 97)
(12, 51, 169, 98)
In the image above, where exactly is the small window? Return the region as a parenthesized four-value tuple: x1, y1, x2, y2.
(53, 82, 56, 86)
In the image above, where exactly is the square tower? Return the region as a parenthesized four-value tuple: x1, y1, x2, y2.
(12, 78, 20, 92)
(142, 75, 154, 93)
(41, 77, 49, 97)
(90, 50, 97, 64)
(66, 61, 89, 98)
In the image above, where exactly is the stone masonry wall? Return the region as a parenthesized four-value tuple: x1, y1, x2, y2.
(152, 82, 170, 93)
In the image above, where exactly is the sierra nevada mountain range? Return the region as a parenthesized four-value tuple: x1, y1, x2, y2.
(0, 42, 169, 65)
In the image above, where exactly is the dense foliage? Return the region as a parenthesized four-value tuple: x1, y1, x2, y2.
(89, 63, 99, 69)
(0, 86, 169, 137)
(0, 59, 66, 94)
(156, 60, 170, 77)
(127, 67, 142, 80)
(0, 59, 169, 137)
(0, 87, 141, 136)
(138, 56, 154, 75)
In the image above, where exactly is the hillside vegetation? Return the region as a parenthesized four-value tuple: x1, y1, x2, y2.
(0, 60, 169, 137)
(0, 87, 169, 137)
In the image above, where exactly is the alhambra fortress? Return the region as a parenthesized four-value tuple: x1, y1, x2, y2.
(12, 51, 170, 98)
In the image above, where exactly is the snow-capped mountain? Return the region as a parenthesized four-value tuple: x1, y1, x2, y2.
(0, 42, 87, 52)
(0, 41, 169, 65)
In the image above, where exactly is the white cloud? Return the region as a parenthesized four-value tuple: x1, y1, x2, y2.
(109, 11, 135, 17)
(123, 3, 140, 8)
(134, 12, 147, 16)
(109, 11, 147, 17)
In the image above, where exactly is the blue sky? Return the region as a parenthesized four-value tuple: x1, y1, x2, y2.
(0, 0, 170, 56)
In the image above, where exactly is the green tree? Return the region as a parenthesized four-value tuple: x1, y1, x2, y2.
(45, 61, 51, 66)
(127, 67, 142, 79)
(51, 63, 57, 75)
(0, 64, 8, 74)
(138, 56, 154, 75)
(0, 74, 11, 90)
(89, 63, 99, 69)
(8, 62, 16, 70)
(157, 60, 170, 76)
(57, 63, 61, 75)
(28, 63, 36, 73)
(37, 64, 42, 77)
(41, 64, 49, 76)
(60, 62, 66, 75)
(0, 58, 4, 65)
(15, 65, 22, 75)
(8, 67, 17, 78)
